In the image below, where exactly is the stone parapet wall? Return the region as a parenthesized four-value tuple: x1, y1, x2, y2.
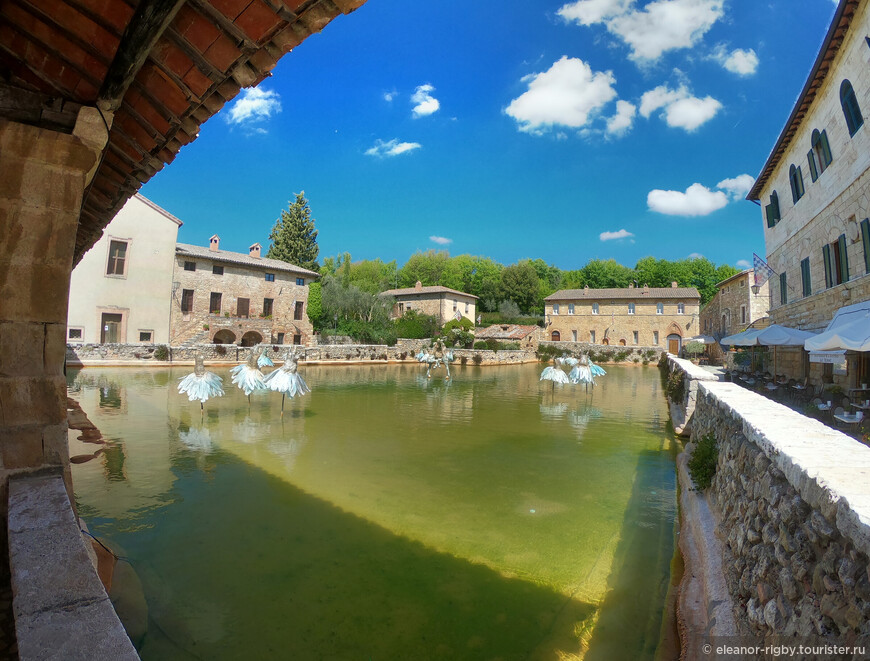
(668, 357, 870, 644)
(540, 341, 664, 363)
(665, 356, 719, 436)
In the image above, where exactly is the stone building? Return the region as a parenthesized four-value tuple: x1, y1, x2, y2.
(67, 195, 181, 345)
(474, 324, 543, 350)
(170, 237, 319, 347)
(747, 0, 870, 385)
(380, 282, 478, 326)
(544, 284, 701, 353)
(699, 269, 769, 339)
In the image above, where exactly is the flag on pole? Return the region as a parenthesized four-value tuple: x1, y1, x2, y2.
(752, 253, 776, 287)
(454, 311, 462, 321)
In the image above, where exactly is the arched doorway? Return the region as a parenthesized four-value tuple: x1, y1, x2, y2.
(551, 330, 561, 341)
(602, 338, 610, 346)
(241, 331, 263, 347)
(213, 329, 236, 344)
(667, 334, 682, 354)
(618, 339, 626, 346)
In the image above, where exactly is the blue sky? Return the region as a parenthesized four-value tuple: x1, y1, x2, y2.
(141, 0, 839, 271)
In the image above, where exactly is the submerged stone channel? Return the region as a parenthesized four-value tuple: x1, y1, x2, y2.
(68, 363, 677, 660)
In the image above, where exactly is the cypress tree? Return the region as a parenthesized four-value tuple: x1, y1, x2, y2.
(266, 192, 319, 270)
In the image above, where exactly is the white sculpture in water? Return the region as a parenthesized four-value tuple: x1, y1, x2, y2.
(178, 353, 225, 412)
(416, 339, 454, 379)
(264, 348, 311, 413)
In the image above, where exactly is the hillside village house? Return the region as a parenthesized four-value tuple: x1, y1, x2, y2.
(544, 284, 701, 353)
(68, 195, 181, 345)
(170, 236, 318, 347)
(747, 0, 870, 386)
(380, 282, 478, 326)
(700, 270, 770, 339)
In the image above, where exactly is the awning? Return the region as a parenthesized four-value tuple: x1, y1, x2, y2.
(809, 350, 847, 364)
(720, 328, 765, 346)
(686, 335, 717, 344)
(805, 301, 870, 352)
(755, 324, 818, 346)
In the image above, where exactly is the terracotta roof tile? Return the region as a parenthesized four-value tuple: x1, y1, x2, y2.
(545, 287, 700, 301)
(176, 242, 320, 276)
(379, 285, 479, 299)
(474, 324, 540, 340)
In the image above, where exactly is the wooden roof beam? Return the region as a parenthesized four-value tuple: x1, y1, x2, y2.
(97, 0, 186, 112)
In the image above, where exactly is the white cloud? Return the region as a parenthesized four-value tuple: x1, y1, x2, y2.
(506, 56, 617, 134)
(688, 252, 704, 259)
(606, 100, 636, 136)
(430, 235, 452, 245)
(720, 47, 759, 76)
(384, 90, 397, 102)
(736, 259, 751, 269)
(639, 84, 721, 131)
(225, 88, 281, 127)
(411, 84, 440, 117)
(647, 183, 728, 216)
(365, 139, 422, 158)
(716, 173, 755, 200)
(600, 228, 635, 241)
(560, 0, 724, 62)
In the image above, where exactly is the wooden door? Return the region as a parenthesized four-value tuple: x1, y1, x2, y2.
(668, 338, 680, 354)
(101, 313, 122, 343)
(237, 297, 250, 318)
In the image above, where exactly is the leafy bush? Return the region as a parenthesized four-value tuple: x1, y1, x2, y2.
(665, 370, 685, 403)
(687, 433, 718, 490)
(733, 350, 752, 367)
(460, 356, 467, 365)
(683, 341, 705, 357)
(154, 345, 169, 361)
(442, 317, 474, 333)
(498, 299, 521, 318)
(536, 344, 561, 360)
(215, 345, 227, 356)
(393, 310, 439, 339)
(472, 353, 483, 365)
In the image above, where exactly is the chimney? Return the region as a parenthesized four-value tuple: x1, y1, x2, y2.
(628, 282, 634, 289)
(584, 285, 589, 290)
(209, 235, 220, 252)
(249, 243, 261, 259)
(415, 280, 423, 291)
(644, 283, 650, 293)
(671, 281, 678, 288)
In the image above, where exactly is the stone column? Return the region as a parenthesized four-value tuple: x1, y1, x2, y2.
(0, 114, 104, 510)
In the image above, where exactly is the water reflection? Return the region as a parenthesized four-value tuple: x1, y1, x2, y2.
(69, 363, 675, 661)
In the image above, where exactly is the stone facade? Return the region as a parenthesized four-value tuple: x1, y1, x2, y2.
(0, 115, 105, 510)
(750, 0, 870, 336)
(539, 341, 665, 364)
(700, 270, 770, 339)
(474, 324, 543, 350)
(669, 356, 870, 646)
(170, 239, 317, 347)
(544, 284, 701, 352)
(380, 282, 478, 326)
(67, 195, 180, 345)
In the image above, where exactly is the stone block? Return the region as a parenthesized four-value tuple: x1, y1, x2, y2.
(0, 375, 67, 427)
(0, 426, 44, 470)
(42, 422, 69, 467)
(0, 321, 45, 377)
(44, 323, 67, 376)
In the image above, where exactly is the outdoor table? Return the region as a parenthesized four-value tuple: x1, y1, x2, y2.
(765, 383, 778, 391)
(834, 412, 863, 427)
(817, 402, 833, 412)
(851, 401, 870, 410)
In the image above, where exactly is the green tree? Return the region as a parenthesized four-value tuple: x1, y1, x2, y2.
(307, 281, 323, 330)
(266, 192, 319, 271)
(499, 261, 540, 313)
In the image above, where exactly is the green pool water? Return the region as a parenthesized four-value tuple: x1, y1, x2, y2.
(68, 362, 677, 660)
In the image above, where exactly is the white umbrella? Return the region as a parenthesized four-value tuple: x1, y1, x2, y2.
(686, 335, 716, 344)
(805, 302, 870, 352)
(756, 325, 818, 346)
(720, 328, 765, 346)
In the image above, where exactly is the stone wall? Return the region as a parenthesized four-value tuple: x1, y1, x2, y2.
(539, 341, 665, 363)
(699, 271, 770, 338)
(668, 356, 870, 646)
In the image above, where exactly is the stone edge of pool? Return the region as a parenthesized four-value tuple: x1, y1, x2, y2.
(8, 473, 139, 661)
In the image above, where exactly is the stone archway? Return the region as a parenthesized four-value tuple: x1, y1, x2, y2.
(241, 331, 263, 347)
(213, 329, 236, 345)
(602, 338, 610, 346)
(551, 330, 561, 341)
(618, 339, 626, 346)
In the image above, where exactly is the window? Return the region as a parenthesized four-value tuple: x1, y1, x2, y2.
(653, 331, 659, 345)
(276, 332, 285, 344)
(293, 334, 302, 345)
(628, 303, 635, 315)
(237, 297, 250, 318)
(263, 298, 273, 317)
(823, 234, 850, 287)
(807, 129, 832, 181)
(789, 165, 805, 203)
(213, 265, 224, 275)
(633, 331, 639, 345)
(184, 261, 196, 271)
(765, 191, 781, 228)
(294, 301, 304, 320)
(741, 305, 746, 324)
(106, 240, 128, 276)
(862, 218, 870, 274)
(296, 277, 305, 286)
(739, 280, 745, 287)
(656, 302, 663, 314)
(568, 303, 575, 314)
(841, 80, 864, 136)
(801, 257, 812, 297)
(592, 303, 599, 314)
(465, 302, 469, 313)
(590, 330, 595, 343)
(68, 327, 83, 341)
(209, 292, 222, 314)
(453, 300, 457, 312)
(265, 273, 275, 282)
(181, 289, 194, 313)
(677, 303, 685, 314)
(572, 330, 577, 341)
(779, 272, 787, 305)
(139, 331, 153, 343)
(553, 304, 560, 315)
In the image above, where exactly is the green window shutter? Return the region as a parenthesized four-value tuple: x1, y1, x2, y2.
(862, 218, 870, 273)
(807, 149, 819, 181)
(779, 272, 787, 305)
(823, 244, 833, 288)
(838, 233, 849, 282)
(801, 257, 811, 297)
(766, 203, 776, 227)
(821, 130, 833, 166)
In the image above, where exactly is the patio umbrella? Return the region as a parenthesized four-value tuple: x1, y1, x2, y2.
(805, 302, 870, 352)
(754, 325, 818, 376)
(720, 328, 765, 346)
